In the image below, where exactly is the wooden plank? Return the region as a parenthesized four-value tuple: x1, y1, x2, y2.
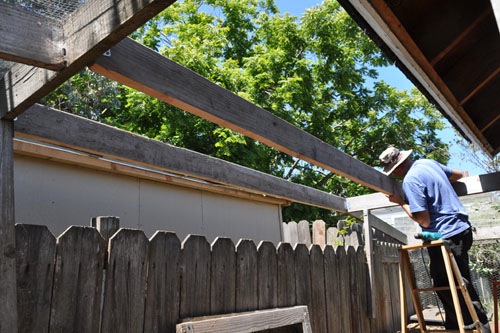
(356, 247, 371, 332)
(179, 235, 211, 319)
(235, 239, 258, 312)
(210, 237, 236, 315)
(13, 138, 289, 206)
(337, 246, 352, 333)
(0, 3, 65, 69)
(101, 228, 149, 332)
(144, 231, 181, 333)
(294, 244, 312, 307)
(347, 247, 362, 333)
(92, 216, 120, 243)
(324, 246, 342, 333)
(277, 243, 296, 307)
(176, 305, 312, 333)
(363, 210, 376, 318)
(0, 119, 17, 332)
(297, 220, 312, 246)
(90, 37, 398, 195)
(312, 220, 326, 248)
(256, 241, 278, 309)
(15, 224, 56, 333)
(1, 0, 177, 118)
(50, 226, 106, 332)
(287, 221, 299, 245)
(14, 104, 347, 212)
(347, 172, 500, 212)
(310, 245, 328, 333)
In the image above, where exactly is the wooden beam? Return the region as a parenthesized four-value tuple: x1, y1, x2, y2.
(0, 3, 66, 70)
(14, 104, 347, 212)
(176, 306, 312, 333)
(0, 119, 18, 332)
(346, 171, 500, 212)
(0, 0, 177, 119)
(13, 138, 290, 207)
(89, 37, 397, 195)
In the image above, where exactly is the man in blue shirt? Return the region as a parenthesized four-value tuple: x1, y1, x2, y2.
(379, 146, 490, 332)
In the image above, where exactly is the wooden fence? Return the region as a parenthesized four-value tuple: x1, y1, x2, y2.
(15, 220, 402, 333)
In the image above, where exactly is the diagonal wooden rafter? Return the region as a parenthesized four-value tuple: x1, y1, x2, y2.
(0, 4, 66, 70)
(14, 104, 348, 212)
(89, 37, 399, 195)
(0, 0, 177, 119)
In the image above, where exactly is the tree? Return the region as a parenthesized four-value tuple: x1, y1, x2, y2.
(43, 0, 449, 224)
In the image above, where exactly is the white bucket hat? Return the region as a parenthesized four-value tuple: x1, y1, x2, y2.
(379, 147, 413, 175)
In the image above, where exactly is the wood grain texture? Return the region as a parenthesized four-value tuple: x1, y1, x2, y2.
(179, 235, 211, 319)
(310, 245, 328, 333)
(50, 226, 106, 333)
(235, 239, 258, 312)
(0, 3, 65, 69)
(256, 241, 278, 309)
(0, 119, 17, 332)
(101, 228, 149, 332)
(277, 242, 296, 308)
(210, 237, 236, 315)
(144, 231, 181, 333)
(90, 37, 398, 195)
(15, 224, 56, 333)
(15, 104, 347, 212)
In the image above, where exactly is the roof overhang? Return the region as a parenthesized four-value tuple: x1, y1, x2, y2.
(338, 0, 500, 157)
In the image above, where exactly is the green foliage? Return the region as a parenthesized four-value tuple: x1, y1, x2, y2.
(470, 243, 500, 277)
(42, 0, 451, 223)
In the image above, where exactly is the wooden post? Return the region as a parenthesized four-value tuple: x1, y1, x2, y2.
(91, 216, 120, 243)
(363, 209, 376, 318)
(0, 119, 18, 332)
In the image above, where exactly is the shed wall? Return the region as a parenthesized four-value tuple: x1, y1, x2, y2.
(13, 155, 282, 243)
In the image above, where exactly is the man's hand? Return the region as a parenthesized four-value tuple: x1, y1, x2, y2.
(387, 194, 405, 206)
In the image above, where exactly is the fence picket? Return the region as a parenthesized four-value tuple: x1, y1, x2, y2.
(277, 242, 296, 307)
(210, 237, 236, 315)
(356, 247, 371, 332)
(324, 245, 342, 333)
(337, 246, 352, 333)
(15, 224, 56, 333)
(297, 220, 312, 246)
(179, 235, 211, 319)
(101, 228, 149, 332)
(144, 231, 181, 333)
(295, 243, 312, 307)
(257, 241, 278, 309)
(310, 245, 328, 333)
(235, 239, 258, 312)
(50, 226, 106, 333)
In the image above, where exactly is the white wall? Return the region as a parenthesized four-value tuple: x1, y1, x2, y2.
(14, 155, 283, 244)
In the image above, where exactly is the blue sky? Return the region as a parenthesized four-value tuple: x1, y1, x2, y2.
(274, 0, 488, 175)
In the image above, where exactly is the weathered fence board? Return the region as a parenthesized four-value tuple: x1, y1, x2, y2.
(235, 239, 258, 312)
(324, 246, 342, 333)
(210, 237, 236, 315)
(257, 241, 278, 309)
(180, 235, 211, 319)
(50, 226, 106, 333)
(15, 224, 56, 333)
(277, 242, 296, 307)
(101, 229, 149, 332)
(144, 231, 181, 332)
(310, 245, 328, 333)
(13, 223, 403, 333)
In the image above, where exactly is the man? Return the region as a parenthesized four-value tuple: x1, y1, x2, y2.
(378, 146, 490, 332)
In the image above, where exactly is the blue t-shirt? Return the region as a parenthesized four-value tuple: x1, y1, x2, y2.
(403, 159, 470, 238)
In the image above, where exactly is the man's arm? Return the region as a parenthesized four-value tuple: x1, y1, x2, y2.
(387, 194, 431, 228)
(448, 169, 464, 182)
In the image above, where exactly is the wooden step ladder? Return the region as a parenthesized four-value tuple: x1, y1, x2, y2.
(399, 240, 483, 333)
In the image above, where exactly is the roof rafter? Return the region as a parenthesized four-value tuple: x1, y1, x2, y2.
(0, 0, 177, 119)
(89, 37, 398, 195)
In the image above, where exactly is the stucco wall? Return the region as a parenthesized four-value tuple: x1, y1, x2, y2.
(14, 155, 283, 244)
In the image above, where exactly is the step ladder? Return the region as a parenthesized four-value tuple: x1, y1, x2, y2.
(399, 240, 483, 333)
